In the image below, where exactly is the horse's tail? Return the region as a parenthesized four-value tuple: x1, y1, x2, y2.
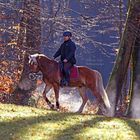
(97, 73, 111, 110)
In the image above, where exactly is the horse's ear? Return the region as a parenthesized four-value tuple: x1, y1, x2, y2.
(38, 55, 41, 60)
(28, 55, 31, 60)
(28, 55, 32, 64)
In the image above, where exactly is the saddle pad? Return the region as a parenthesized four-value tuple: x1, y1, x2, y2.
(70, 66, 79, 79)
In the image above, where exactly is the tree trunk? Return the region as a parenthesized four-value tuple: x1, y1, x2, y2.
(12, 0, 41, 105)
(105, 0, 140, 117)
(128, 33, 140, 118)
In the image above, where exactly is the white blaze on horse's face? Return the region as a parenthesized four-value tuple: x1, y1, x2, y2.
(28, 54, 40, 73)
(29, 54, 39, 64)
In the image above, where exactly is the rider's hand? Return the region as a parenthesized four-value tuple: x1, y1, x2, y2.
(63, 59, 68, 63)
(52, 57, 55, 60)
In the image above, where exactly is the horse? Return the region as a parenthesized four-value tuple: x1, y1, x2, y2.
(28, 53, 110, 114)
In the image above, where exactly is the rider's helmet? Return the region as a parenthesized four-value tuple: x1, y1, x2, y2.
(63, 31, 72, 37)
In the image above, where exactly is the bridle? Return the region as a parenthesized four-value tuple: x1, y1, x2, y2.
(28, 55, 41, 80)
(28, 72, 42, 81)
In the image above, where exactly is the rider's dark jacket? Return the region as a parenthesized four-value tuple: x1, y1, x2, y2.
(53, 39, 76, 64)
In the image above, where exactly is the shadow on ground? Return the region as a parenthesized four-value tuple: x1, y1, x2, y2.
(0, 110, 140, 140)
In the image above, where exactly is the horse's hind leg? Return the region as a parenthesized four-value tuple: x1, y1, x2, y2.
(76, 87, 88, 113)
(43, 85, 54, 109)
(90, 87, 110, 115)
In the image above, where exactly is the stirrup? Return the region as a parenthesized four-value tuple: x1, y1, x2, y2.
(60, 79, 69, 87)
(64, 81, 69, 86)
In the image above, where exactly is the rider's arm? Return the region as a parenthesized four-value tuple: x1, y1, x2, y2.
(66, 42, 76, 61)
(53, 45, 62, 59)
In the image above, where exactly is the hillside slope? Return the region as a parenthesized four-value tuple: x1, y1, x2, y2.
(0, 103, 140, 140)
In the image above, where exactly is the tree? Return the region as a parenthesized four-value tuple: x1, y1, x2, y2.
(11, 0, 41, 105)
(105, 0, 140, 117)
(0, 1, 24, 101)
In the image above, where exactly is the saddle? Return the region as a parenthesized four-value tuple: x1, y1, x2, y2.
(59, 62, 79, 80)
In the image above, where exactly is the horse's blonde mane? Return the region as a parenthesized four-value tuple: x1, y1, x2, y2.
(31, 53, 45, 58)
(29, 53, 52, 64)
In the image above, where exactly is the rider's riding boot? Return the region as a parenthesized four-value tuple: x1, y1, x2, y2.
(60, 79, 65, 87)
(64, 70, 70, 86)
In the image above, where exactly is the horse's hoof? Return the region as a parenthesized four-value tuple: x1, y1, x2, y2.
(50, 104, 55, 110)
(96, 109, 103, 116)
(56, 108, 60, 112)
(51, 107, 60, 111)
(56, 105, 60, 110)
(75, 110, 82, 114)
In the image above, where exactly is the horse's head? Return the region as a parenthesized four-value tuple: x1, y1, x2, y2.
(28, 54, 41, 73)
(28, 53, 57, 75)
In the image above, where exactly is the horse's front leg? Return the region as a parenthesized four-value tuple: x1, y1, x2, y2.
(53, 83, 60, 110)
(43, 85, 54, 109)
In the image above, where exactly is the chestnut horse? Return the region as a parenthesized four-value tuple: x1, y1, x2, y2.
(28, 54, 110, 114)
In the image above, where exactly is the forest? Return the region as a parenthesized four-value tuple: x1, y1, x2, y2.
(0, 0, 140, 140)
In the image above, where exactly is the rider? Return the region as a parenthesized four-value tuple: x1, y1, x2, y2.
(53, 31, 76, 86)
